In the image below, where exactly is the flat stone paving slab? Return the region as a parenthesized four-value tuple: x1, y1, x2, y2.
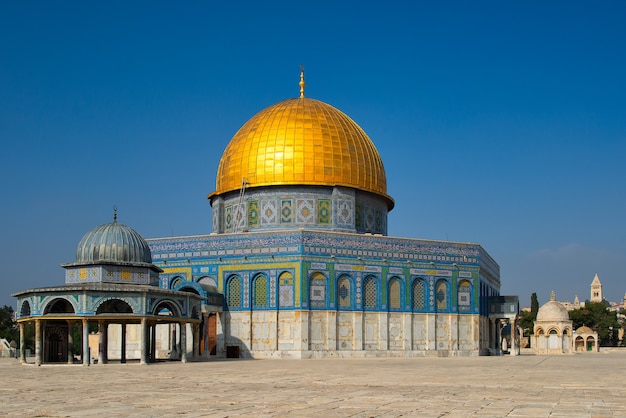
(1, 352, 626, 417)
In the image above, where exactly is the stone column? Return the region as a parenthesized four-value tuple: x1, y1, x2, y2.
(180, 322, 187, 363)
(140, 318, 148, 365)
(203, 314, 209, 358)
(193, 323, 200, 359)
(120, 323, 127, 364)
(66, 320, 74, 364)
(171, 324, 177, 358)
(97, 320, 105, 365)
(150, 323, 156, 362)
(510, 318, 517, 356)
(102, 322, 108, 364)
(19, 322, 26, 364)
(82, 319, 90, 366)
(35, 319, 42, 366)
(216, 313, 225, 357)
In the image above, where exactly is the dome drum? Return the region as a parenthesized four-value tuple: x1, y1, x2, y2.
(211, 185, 388, 234)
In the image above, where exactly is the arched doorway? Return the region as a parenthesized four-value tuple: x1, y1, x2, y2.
(44, 325, 67, 363)
(575, 336, 584, 351)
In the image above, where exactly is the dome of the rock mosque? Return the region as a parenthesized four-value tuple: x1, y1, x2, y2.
(74, 215, 153, 265)
(211, 96, 393, 208)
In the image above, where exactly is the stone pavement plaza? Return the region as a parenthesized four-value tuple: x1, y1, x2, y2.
(1, 353, 626, 417)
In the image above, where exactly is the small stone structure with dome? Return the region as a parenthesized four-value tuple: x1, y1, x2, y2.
(573, 325, 599, 352)
(533, 291, 601, 354)
(534, 291, 573, 354)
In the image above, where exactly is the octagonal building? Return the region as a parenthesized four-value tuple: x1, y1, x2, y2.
(146, 71, 503, 358)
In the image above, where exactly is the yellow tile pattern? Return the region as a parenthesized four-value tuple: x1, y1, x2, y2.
(213, 98, 390, 201)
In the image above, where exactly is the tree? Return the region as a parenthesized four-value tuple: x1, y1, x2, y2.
(0, 305, 18, 343)
(530, 293, 539, 315)
(518, 310, 536, 336)
(569, 302, 620, 346)
(518, 294, 540, 347)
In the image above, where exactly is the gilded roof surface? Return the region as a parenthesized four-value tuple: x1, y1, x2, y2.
(212, 97, 392, 206)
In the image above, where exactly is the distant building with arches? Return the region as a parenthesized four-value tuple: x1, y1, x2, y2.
(533, 291, 573, 355)
(573, 325, 599, 352)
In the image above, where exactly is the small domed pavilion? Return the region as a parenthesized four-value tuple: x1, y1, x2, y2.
(12, 211, 220, 365)
(533, 291, 573, 354)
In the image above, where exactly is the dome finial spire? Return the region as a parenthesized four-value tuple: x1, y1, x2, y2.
(299, 64, 305, 98)
(113, 205, 118, 223)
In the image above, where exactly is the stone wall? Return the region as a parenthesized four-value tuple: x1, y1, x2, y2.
(221, 311, 481, 358)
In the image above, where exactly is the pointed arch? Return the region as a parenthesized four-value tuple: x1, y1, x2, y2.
(457, 279, 472, 313)
(337, 275, 353, 310)
(278, 271, 294, 307)
(363, 275, 378, 310)
(43, 297, 76, 315)
(412, 278, 427, 312)
(309, 271, 327, 309)
(388, 277, 402, 311)
(252, 274, 269, 309)
(20, 300, 31, 317)
(436, 279, 449, 312)
(226, 275, 243, 310)
(169, 276, 184, 289)
(152, 299, 182, 317)
(95, 298, 133, 314)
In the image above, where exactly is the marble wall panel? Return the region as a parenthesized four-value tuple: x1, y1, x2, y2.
(336, 312, 354, 350)
(388, 313, 404, 350)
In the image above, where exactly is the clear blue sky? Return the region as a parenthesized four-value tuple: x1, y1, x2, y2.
(1, 1, 625, 308)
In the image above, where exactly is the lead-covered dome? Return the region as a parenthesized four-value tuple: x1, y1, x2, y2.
(537, 292, 570, 322)
(75, 219, 153, 265)
(210, 97, 393, 209)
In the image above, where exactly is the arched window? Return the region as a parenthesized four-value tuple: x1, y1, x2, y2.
(337, 275, 352, 310)
(44, 298, 75, 314)
(253, 275, 268, 308)
(363, 276, 377, 310)
(412, 278, 426, 312)
(278, 271, 294, 307)
(20, 300, 31, 317)
(436, 280, 448, 311)
(227, 276, 242, 309)
(388, 278, 401, 310)
(457, 280, 472, 313)
(170, 276, 183, 289)
(96, 299, 133, 314)
(197, 276, 217, 289)
(310, 272, 327, 309)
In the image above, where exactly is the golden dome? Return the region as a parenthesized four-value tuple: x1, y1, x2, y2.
(211, 97, 393, 208)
